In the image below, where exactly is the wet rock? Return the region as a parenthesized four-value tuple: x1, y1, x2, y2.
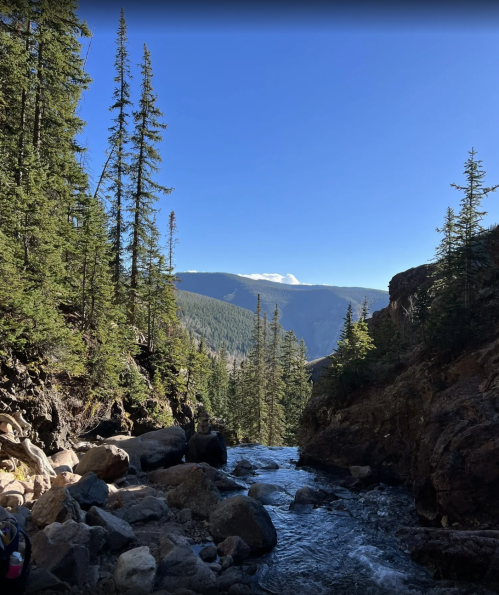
(114, 546, 156, 594)
(350, 465, 372, 479)
(185, 431, 227, 468)
(262, 461, 279, 470)
(156, 541, 217, 595)
(75, 444, 130, 482)
(247, 483, 281, 505)
(25, 567, 69, 593)
(216, 536, 251, 563)
(87, 506, 135, 550)
(51, 471, 82, 487)
(123, 495, 169, 524)
(199, 544, 218, 562)
(31, 486, 85, 528)
(232, 459, 254, 477)
(105, 427, 186, 472)
(399, 527, 499, 591)
(49, 449, 79, 471)
(293, 486, 321, 506)
(217, 567, 252, 591)
(209, 495, 277, 553)
(67, 471, 108, 510)
(166, 467, 222, 519)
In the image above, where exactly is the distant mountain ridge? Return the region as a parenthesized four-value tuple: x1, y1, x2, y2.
(175, 272, 389, 360)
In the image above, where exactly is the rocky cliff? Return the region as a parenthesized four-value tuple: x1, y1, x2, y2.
(298, 233, 499, 530)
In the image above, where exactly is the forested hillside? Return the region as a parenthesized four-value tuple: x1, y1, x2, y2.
(176, 290, 255, 358)
(176, 272, 389, 359)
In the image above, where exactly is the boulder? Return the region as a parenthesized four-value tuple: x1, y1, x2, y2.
(87, 505, 135, 550)
(350, 465, 373, 479)
(123, 495, 169, 524)
(67, 472, 108, 510)
(31, 487, 85, 528)
(49, 449, 79, 471)
(293, 486, 321, 506)
(247, 483, 282, 505)
(149, 463, 199, 486)
(220, 555, 234, 569)
(105, 427, 186, 472)
(232, 460, 254, 477)
(51, 472, 82, 488)
(25, 567, 69, 593)
(114, 546, 157, 594)
(217, 567, 252, 591)
(0, 473, 15, 492)
(216, 536, 251, 563)
(199, 544, 218, 562)
(33, 475, 51, 499)
(156, 542, 217, 595)
(228, 584, 252, 595)
(166, 467, 222, 519)
(209, 495, 277, 553)
(42, 519, 107, 551)
(185, 432, 227, 468)
(75, 445, 129, 482)
(0, 479, 25, 509)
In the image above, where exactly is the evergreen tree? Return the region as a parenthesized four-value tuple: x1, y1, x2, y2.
(208, 343, 229, 418)
(247, 294, 266, 442)
(265, 305, 285, 445)
(106, 7, 131, 295)
(451, 149, 498, 307)
(128, 43, 172, 324)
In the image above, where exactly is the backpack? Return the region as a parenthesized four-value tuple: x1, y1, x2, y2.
(0, 517, 31, 594)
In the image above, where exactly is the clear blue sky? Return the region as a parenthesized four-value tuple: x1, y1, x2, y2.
(78, 1, 499, 291)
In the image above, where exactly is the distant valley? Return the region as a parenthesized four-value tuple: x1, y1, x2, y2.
(175, 272, 389, 360)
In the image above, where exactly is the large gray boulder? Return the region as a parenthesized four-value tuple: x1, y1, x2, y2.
(209, 495, 277, 553)
(185, 431, 227, 468)
(75, 445, 129, 482)
(86, 506, 135, 550)
(67, 472, 108, 510)
(105, 427, 186, 472)
(123, 495, 169, 524)
(32, 520, 106, 586)
(150, 462, 241, 492)
(247, 483, 282, 505)
(31, 487, 85, 528)
(156, 539, 217, 595)
(166, 467, 222, 519)
(114, 546, 156, 594)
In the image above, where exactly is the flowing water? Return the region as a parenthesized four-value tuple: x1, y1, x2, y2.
(222, 444, 494, 595)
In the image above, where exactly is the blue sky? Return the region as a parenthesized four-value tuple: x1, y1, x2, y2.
(78, 2, 499, 291)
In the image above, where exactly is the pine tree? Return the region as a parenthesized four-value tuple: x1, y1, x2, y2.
(247, 294, 266, 442)
(106, 8, 132, 295)
(265, 305, 285, 445)
(128, 43, 172, 324)
(451, 149, 498, 307)
(208, 343, 229, 418)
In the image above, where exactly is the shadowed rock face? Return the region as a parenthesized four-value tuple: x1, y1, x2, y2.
(299, 254, 499, 528)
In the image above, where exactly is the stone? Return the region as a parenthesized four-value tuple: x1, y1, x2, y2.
(53, 464, 72, 474)
(349, 465, 373, 479)
(232, 460, 254, 477)
(87, 505, 135, 550)
(114, 546, 156, 594)
(185, 432, 227, 468)
(216, 536, 251, 563)
(247, 483, 281, 505)
(149, 463, 199, 486)
(67, 471, 108, 510)
(177, 508, 193, 523)
(0, 472, 15, 492)
(105, 427, 186, 472)
(293, 486, 321, 506)
(262, 461, 279, 470)
(0, 492, 23, 509)
(199, 544, 217, 562)
(49, 449, 79, 471)
(156, 543, 217, 595)
(209, 495, 277, 553)
(20, 478, 34, 493)
(207, 562, 223, 574)
(220, 555, 233, 569)
(52, 472, 82, 488)
(166, 467, 222, 519)
(42, 519, 107, 551)
(216, 567, 252, 591)
(33, 475, 51, 498)
(0, 421, 13, 434)
(75, 445, 130, 482)
(123, 495, 169, 524)
(31, 486, 85, 528)
(32, 530, 90, 586)
(25, 567, 69, 593)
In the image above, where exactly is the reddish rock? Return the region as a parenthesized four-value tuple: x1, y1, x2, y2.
(75, 445, 129, 482)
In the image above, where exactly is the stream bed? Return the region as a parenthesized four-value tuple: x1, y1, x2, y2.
(222, 444, 494, 595)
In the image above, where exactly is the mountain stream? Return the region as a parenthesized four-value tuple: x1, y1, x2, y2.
(222, 444, 494, 595)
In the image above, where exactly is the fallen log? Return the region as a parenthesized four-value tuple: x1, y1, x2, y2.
(0, 434, 56, 477)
